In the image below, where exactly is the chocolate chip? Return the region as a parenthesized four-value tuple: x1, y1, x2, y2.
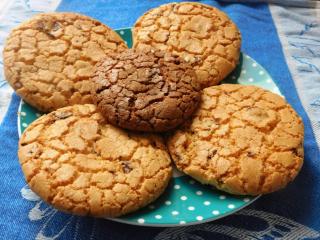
(207, 149, 217, 160)
(52, 22, 61, 32)
(247, 151, 255, 157)
(121, 161, 132, 173)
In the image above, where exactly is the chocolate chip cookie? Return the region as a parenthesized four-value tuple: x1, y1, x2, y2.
(168, 84, 304, 195)
(18, 104, 172, 217)
(133, 2, 241, 88)
(4, 13, 127, 112)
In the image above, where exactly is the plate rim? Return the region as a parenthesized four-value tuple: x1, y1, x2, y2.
(106, 194, 260, 227)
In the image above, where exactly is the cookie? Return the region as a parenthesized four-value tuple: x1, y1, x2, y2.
(133, 2, 241, 88)
(3, 13, 127, 112)
(18, 104, 172, 217)
(167, 84, 304, 195)
(92, 49, 201, 132)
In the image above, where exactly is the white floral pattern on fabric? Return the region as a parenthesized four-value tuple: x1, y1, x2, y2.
(22, 185, 320, 240)
(0, 0, 61, 123)
(154, 209, 320, 240)
(21, 185, 84, 240)
(269, 5, 320, 148)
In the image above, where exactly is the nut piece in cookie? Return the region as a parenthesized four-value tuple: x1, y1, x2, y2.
(3, 13, 127, 112)
(92, 49, 201, 132)
(167, 84, 304, 195)
(133, 2, 241, 88)
(18, 104, 172, 217)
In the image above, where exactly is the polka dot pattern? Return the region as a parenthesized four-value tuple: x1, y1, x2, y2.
(180, 196, 187, 201)
(219, 195, 226, 200)
(188, 206, 195, 211)
(228, 204, 235, 209)
(196, 191, 203, 196)
(212, 210, 220, 215)
(223, 53, 281, 95)
(196, 216, 204, 221)
(18, 28, 279, 227)
(171, 211, 179, 216)
(138, 218, 144, 224)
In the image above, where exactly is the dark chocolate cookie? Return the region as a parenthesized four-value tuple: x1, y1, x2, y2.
(92, 49, 200, 132)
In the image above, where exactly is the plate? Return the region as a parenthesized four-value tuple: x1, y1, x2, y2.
(18, 28, 281, 227)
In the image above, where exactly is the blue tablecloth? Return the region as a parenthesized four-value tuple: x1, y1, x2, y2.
(0, 0, 319, 239)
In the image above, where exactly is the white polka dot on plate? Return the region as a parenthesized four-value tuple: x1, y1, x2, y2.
(174, 184, 180, 190)
(228, 204, 235, 209)
(259, 70, 264, 75)
(165, 201, 171, 206)
(248, 78, 254, 82)
(204, 201, 211, 206)
(172, 211, 179, 216)
(188, 206, 195, 211)
(125, 41, 128, 45)
(196, 216, 203, 221)
(22, 123, 28, 128)
(241, 70, 246, 74)
(119, 30, 125, 35)
(219, 195, 226, 200)
(252, 63, 257, 67)
(212, 210, 220, 216)
(137, 218, 145, 224)
(243, 198, 250, 203)
(20, 112, 26, 116)
(196, 191, 203, 196)
(245, 55, 250, 59)
(179, 221, 186, 225)
(180, 196, 187, 201)
(189, 180, 195, 185)
(267, 79, 272, 83)
(155, 215, 162, 219)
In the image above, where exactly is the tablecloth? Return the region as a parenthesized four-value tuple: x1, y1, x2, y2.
(0, 0, 319, 239)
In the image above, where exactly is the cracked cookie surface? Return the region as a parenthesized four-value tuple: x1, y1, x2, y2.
(18, 104, 172, 217)
(92, 49, 201, 132)
(133, 2, 241, 88)
(4, 13, 127, 112)
(167, 84, 304, 195)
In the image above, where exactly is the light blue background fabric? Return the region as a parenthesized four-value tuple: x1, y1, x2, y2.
(0, 1, 319, 239)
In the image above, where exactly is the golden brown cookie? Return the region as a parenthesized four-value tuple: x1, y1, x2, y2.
(92, 49, 201, 132)
(18, 104, 172, 217)
(167, 84, 304, 195)
(4, 13, 127, 112)
(133, 2, 241, 88)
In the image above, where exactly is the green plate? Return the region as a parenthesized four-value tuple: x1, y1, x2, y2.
(18, 28, 281, 227)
